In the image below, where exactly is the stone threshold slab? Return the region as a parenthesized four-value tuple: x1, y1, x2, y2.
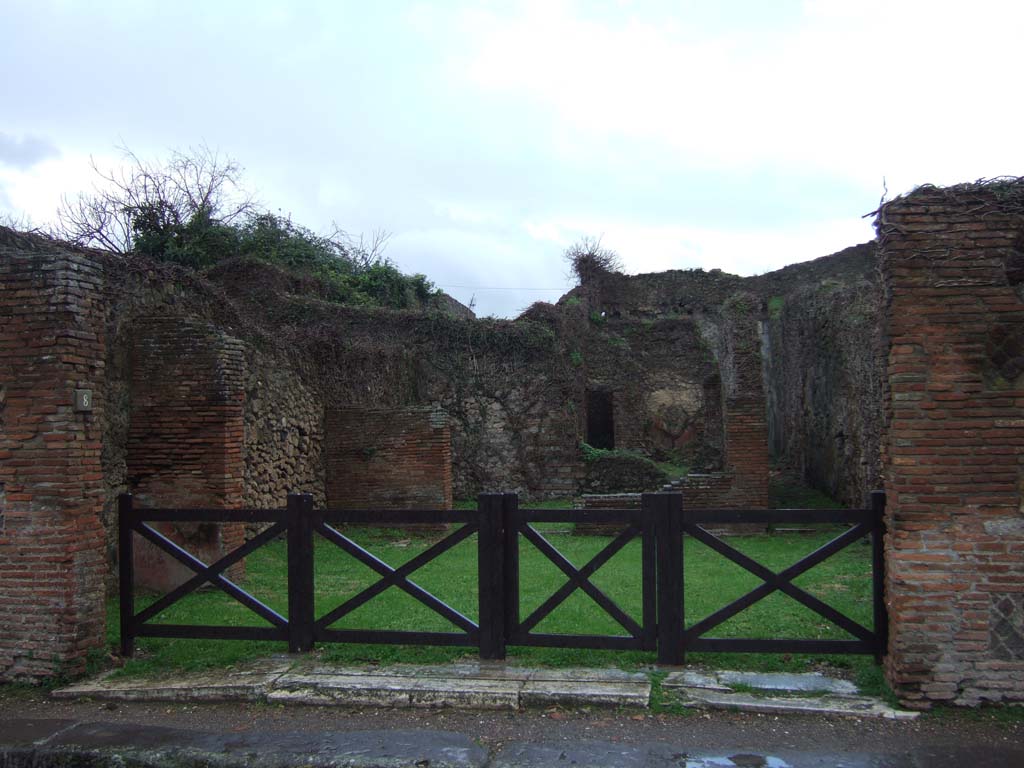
(662, 669, 919, 721)
(668, 669, 859, 695)
(672, 689, 920, 720)
(54, 659, 651, 711)
(52, 658, 294, 703)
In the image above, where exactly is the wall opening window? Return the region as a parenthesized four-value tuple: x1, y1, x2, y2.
(586, 389, 615, 449)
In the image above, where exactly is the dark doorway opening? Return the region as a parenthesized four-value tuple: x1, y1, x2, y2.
(586, 390, 615, 449)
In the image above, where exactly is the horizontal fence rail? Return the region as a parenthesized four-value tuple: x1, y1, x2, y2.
(655, 490, 888, 664)
(505, 497, 657, 653)
(117, 496, 291, 656)
(311, 510, 481, 651)
(118, 491, 888, 663)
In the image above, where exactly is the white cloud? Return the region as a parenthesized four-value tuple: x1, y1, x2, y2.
(0, 133, 60, 170)
(388, 226, 570, 318)
(0, 150, 118, 228)
(2, 1, 1021, 317)
(452, 0, 1024, 189)
(520, 213, 876, 278)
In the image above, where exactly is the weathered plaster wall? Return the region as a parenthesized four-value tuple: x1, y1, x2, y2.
(0, 229, 107, 681)
(574, 277, 769, 508)
(878, 182, 1024, 707)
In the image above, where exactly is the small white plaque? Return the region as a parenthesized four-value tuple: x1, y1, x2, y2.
(74, 389, 93, 412)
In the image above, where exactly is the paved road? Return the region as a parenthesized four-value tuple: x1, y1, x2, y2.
(1, 690, 1021, 767)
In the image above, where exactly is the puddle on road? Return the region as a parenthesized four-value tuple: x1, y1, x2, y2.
(686, 755, 791, 768)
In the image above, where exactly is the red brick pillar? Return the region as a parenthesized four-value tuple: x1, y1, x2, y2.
(720, 293, 770, 508)
(723, 397, 771, 508)
(878, 182, 1024, 707)
(0, 231, 107, 681)
(128, 317, 246, 591)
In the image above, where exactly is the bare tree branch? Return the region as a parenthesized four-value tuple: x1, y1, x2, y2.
(0, 209, 43, 234)
(53, 143, 258, 253)
(564, 235, 622, 284)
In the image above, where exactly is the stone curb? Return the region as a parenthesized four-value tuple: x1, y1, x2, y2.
(52, 660, 918, 720)
(53, 660, 652, 711)
(662, 670, 919, 721)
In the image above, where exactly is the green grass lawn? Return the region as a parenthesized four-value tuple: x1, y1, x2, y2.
(112, 518, 883, 693)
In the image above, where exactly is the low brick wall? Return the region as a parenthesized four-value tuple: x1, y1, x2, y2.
(676, 473, 734, 506)
(325, 407, 453, 510)
(574, 493, 641, 535)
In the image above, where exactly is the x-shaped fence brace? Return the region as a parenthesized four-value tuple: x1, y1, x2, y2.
(515, 522, 644, 639)
(119, 492, 885, 661)
(313, 521, 479, 636)
(681, 521, 876, 644)
(130, 520, 288, 630)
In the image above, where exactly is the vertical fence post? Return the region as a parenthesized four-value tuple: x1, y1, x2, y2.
(650, 492, 685, 665)
(870, 490, 888, 664)
(118, 493, 135, 658)
(477, 493, 506, 660)
(640, 496, 658, 652)
(287, 493, 315, 653)
(502, 492, 519, 649)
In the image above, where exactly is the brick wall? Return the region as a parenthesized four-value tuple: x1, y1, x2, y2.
(675, 472, 734, 506)
(718, 293, 770, 508)
(721, 398, 770, 508)
(0, 229, 107, 681)
(127, 317, 247, 592)
(325, 407, 452, 509)
(575, 493, 640, 535)
(877, 182, 1024, 706)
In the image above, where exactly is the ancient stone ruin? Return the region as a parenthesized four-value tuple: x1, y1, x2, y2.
(1, 178, 1022, 708)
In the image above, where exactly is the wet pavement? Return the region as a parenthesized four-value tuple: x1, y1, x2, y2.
(4, 662, 1021, 767)
(1, 703, 1022, 768)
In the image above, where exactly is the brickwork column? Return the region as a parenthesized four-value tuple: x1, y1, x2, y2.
(128, 317, 246, 591)
(0, 231, 107, 681)
(877, 183, 1024, 707)
(719, 292, 770, 508)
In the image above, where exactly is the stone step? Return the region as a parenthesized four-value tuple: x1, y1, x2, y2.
(53, 659, 651, 711)
(268, 663, 650, 709)
(661, 669, 918, 721)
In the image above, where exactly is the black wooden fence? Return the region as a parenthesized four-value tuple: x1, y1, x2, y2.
(118, 491, 888, 663)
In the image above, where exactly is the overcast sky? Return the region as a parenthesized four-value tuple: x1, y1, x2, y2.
(2, 0, 1022, 317)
